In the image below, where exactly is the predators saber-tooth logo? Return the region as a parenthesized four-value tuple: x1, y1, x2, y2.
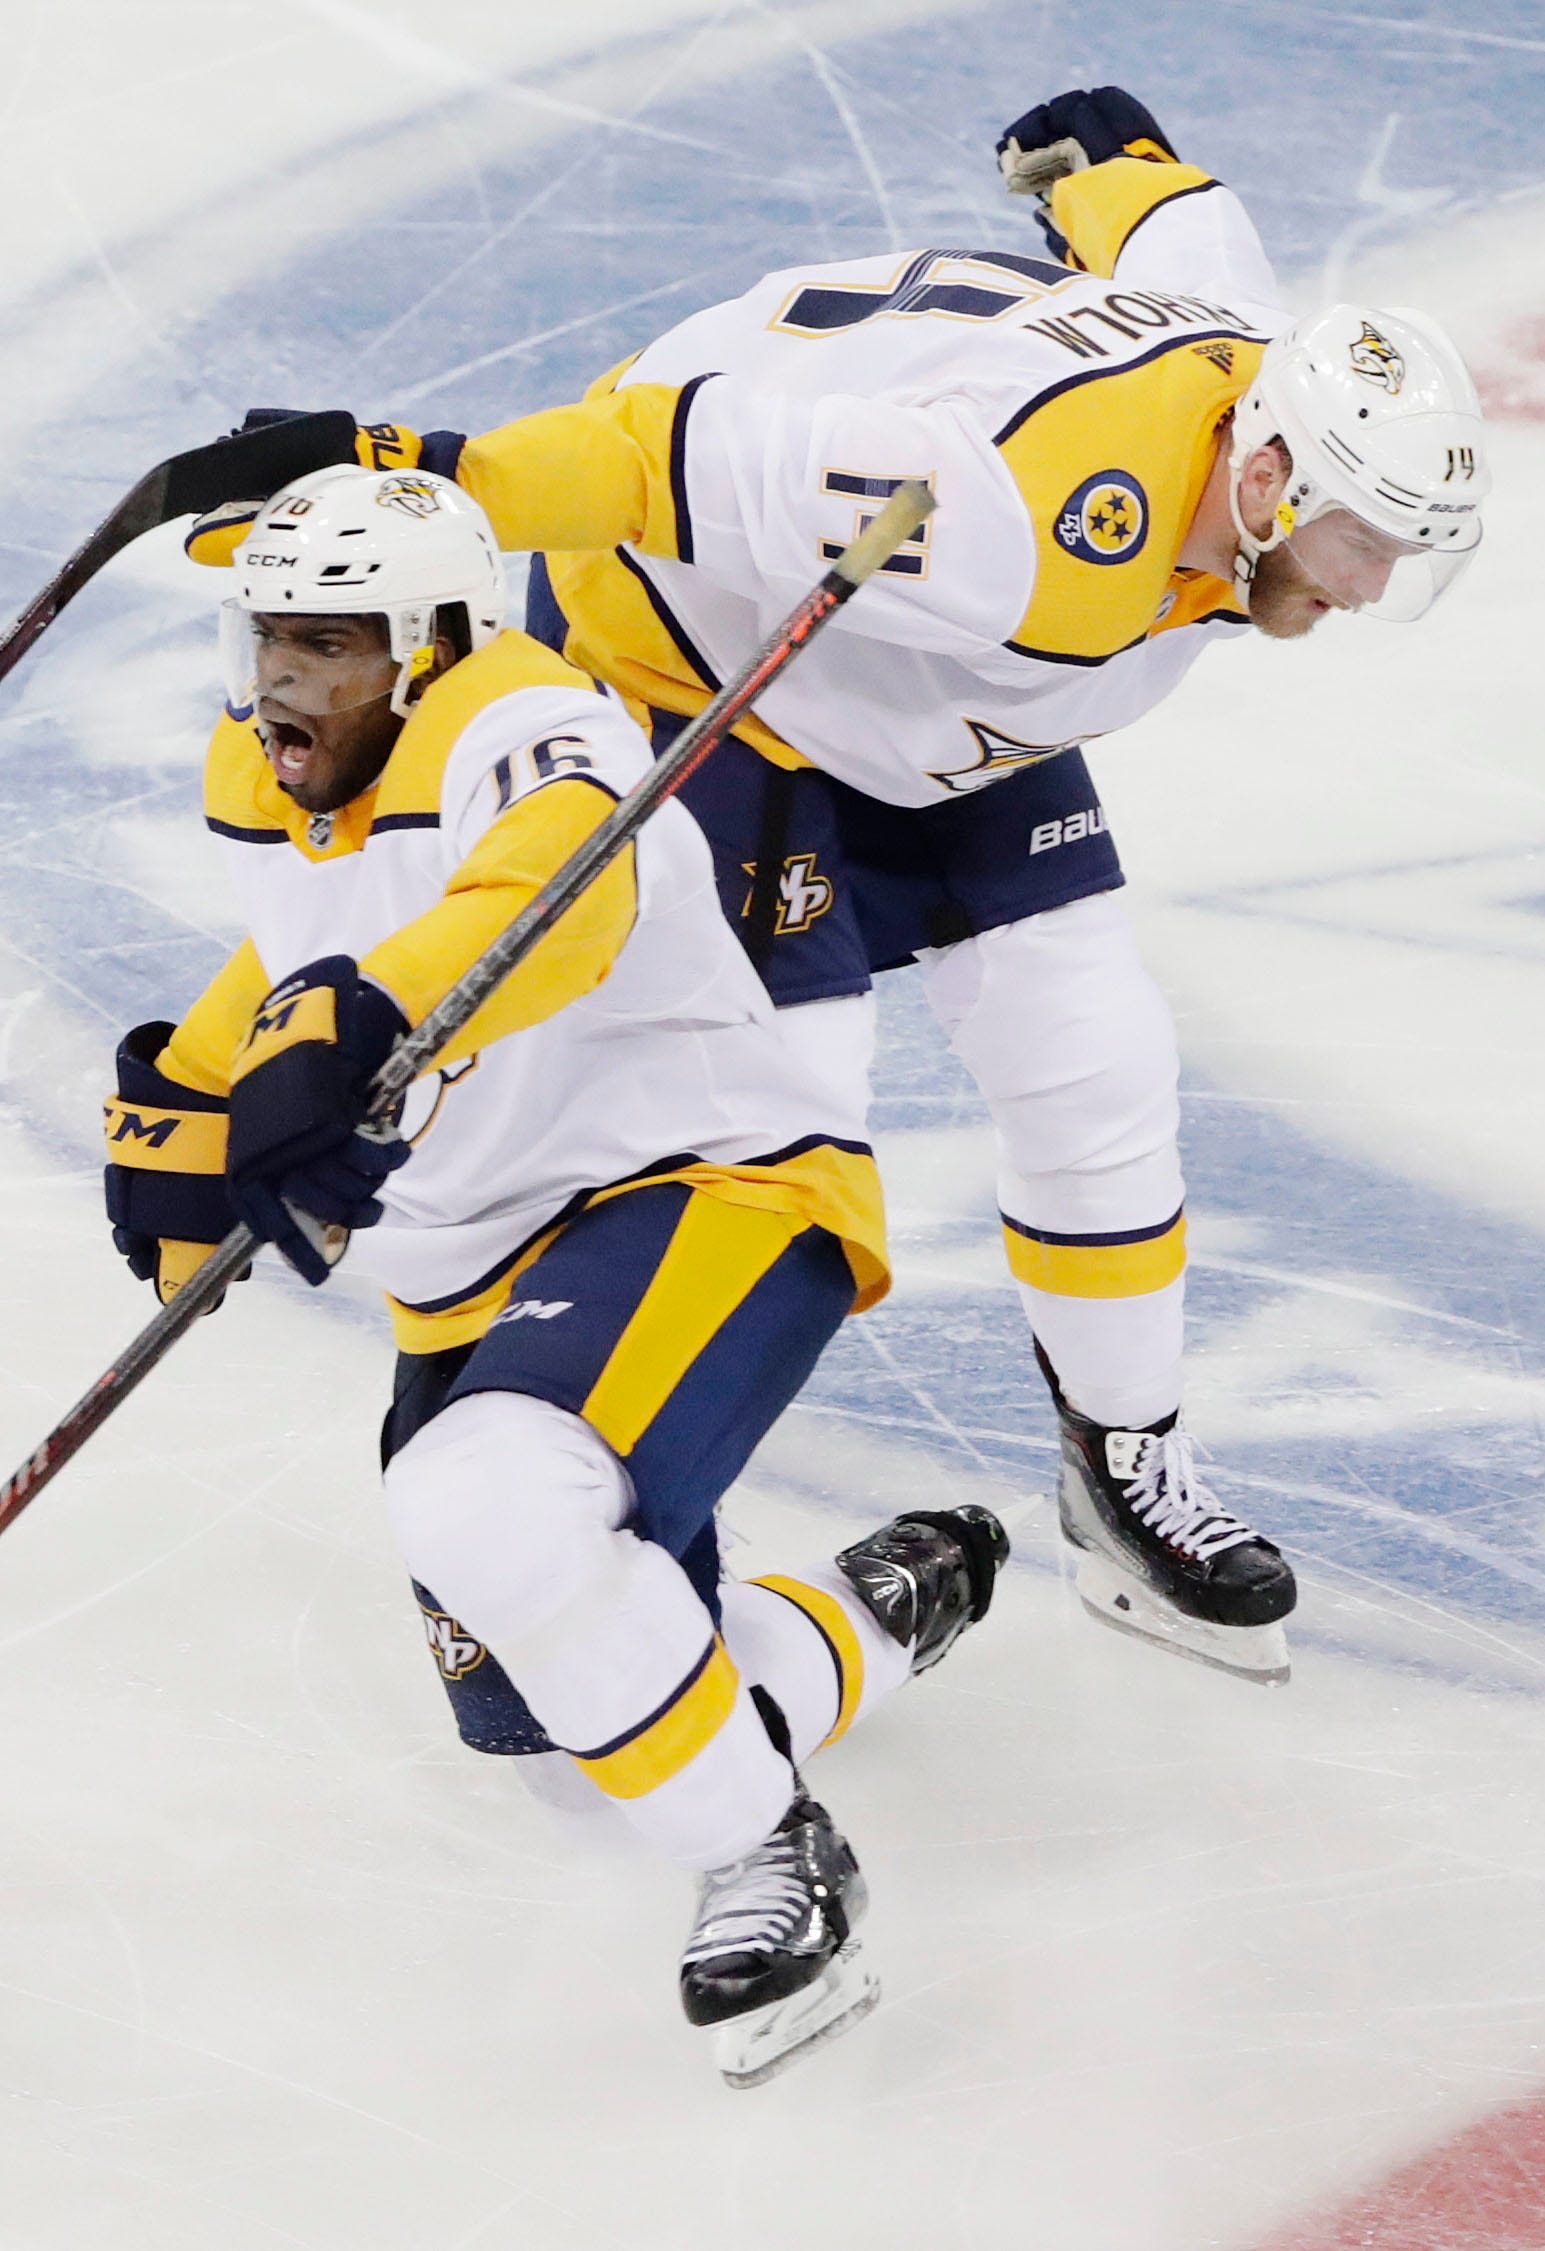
(739, 852, 834, 934)
(1054, 469, 1149, 565)
(928, 718, 1076, 795)
(376, 474, 445, 519)
(1349, 320, 1405, 394)
(421, 1607, 488, 1681)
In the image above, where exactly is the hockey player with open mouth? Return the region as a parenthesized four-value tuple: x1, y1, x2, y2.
(188, 86, 1489, 1688)
(99, 463, 1007, 2088)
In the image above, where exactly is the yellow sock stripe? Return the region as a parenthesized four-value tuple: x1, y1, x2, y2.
(581, 1193, 799, 1457)
(574, 1637, 740, 1801)
(752, 1575, 865, 1749)
(1001, 1208, 1186, 1299)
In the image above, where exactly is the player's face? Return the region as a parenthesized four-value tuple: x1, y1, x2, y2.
(1287, 508, 1416, 609)
(1246, 537, 1345, 639)
(1249, 508, 1420, 639)
(250, 612, 401, 813)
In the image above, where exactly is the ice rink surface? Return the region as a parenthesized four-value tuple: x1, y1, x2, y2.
(2, 2, 1545, 2244)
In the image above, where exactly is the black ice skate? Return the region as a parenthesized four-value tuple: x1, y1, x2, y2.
(835, 1504, 1009, 1674)
(1039, 1349, 1296, 1685)
(680, 1792, 878, 2090)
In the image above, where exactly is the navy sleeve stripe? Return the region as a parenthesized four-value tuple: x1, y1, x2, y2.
(615, 547, 722, 692)
(1116, 175, 1226, 256)
(368, 811, 441, 835)
(669, 372, 720, 567)
(993, 326, 1251, 448)
(206, 816, 286, 844)
(1002, 632, 1148, 668)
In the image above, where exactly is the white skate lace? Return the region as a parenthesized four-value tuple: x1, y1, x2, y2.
(1121, 1427, 1259, 1561)
(681, 1837, 808, 1965)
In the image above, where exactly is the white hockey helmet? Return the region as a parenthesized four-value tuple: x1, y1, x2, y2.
(1228, 302, 1489, 621)
(221, 464, 507, 717)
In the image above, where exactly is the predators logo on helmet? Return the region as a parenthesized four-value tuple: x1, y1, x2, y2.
(1349, 320, 1406, 394)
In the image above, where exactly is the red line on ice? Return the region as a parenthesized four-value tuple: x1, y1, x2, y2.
(1254, 2092, 1545, 2249)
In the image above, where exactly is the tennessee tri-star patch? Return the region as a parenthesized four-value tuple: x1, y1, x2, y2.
(1053, 470, 1149, 565)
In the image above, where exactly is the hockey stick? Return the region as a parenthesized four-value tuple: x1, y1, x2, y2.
(0, 478, 935, 1537)
(0, 411, 359, 687)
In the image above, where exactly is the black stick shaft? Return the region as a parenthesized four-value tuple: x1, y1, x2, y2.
(0, 413, 359, 690)
(0, 478, 934, 1537)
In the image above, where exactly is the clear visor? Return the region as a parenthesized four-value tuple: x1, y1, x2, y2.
(220, 602, 429, 720)
(1283, 501, 1482, 624)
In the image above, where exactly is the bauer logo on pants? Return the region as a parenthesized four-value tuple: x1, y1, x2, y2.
(1054, 470, 1148, 565)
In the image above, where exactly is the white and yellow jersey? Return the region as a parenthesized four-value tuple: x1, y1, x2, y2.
(164, 631, 887, 1349)
(456, 158, 1288, 805)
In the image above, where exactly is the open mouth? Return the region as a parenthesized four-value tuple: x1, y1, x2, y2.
(263, 718, 316, 782)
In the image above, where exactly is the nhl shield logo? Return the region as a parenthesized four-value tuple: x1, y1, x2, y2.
(1349, 320, 1405, 394)
(1054, 470, 1149, 566)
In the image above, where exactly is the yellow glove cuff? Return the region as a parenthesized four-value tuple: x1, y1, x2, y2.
(354, 421, 423, 471)
(103, 1096, 228, 1173)
(184, 498, 262, 568)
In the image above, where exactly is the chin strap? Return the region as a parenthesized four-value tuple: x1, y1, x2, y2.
(387, 601, 440, 718)
(1227, 422, 1300, 598)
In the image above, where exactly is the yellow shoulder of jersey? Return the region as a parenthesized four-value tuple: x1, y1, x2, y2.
(1048, 156, 1221, 279)
(372, 628, 601, 827)
(204, 707, 286, 839)
(998, 329, 1263, 660)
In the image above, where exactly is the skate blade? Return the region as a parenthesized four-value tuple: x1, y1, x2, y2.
(714, 1942, 880, 2091)
(1074, 1551, 1291, 1686)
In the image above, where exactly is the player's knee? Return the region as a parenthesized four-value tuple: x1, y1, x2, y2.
(382, 1389, 630, 1647)
(926, 898, 1180, 1171)
(993, 972, 1179, 1181)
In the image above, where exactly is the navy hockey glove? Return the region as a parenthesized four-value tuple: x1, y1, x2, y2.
(226, 957, 412, 1286)
(103, 1021, 246, 1306)
(996, 84, 1178, 175)
(183, 413, 467, 566)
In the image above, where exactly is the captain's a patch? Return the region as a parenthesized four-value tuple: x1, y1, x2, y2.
(1054, 470, 1149, 565)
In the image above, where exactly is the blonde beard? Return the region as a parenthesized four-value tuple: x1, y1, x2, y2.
(1246, 541, 1339, 641)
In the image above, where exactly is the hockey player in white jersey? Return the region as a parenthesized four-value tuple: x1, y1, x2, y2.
(189, 87, 1488, 1684)
(103, 464, 1008, 2085)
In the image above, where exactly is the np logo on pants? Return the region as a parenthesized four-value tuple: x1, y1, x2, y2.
(422, 1608, 487, 1680)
